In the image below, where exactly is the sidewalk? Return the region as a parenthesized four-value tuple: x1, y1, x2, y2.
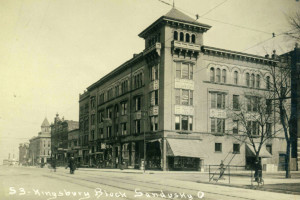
(73, 167, 300, 195)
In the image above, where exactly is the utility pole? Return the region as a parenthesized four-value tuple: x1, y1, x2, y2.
(143, 111, 146, 173)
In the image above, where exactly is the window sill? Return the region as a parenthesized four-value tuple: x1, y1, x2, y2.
(214, 151, 222, 153)
(212, 132, 225, 136)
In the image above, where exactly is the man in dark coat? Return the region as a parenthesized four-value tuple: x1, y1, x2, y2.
(254, 160, 262, 182)
(68, 157, 76, 174)
(52, 158, 56, 172)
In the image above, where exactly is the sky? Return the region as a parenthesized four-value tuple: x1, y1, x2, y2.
(0, 0, 299, 162)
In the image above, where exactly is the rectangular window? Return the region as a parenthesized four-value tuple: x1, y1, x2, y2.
(266, 123, 272, 136)
(107, 107, 112, 119)
(266, 99, 272, 114)
(98, 110, 104, 123)
(233, 144, 240, 154)
(211, 93, 216, 108)
(121, 80, 128, 94)
(211, 118, 225, 133)
(151, 64, 159, 81)
(217, 93, 222, 108)
(98, 128, 104, 139)
(217, 118, 225, 133)
(190, 91, 193, 106)
(114, 105, 119, 118)
(115, 124, 119, 136)
(189, 116, 193, 131)
(211, 118, 216, 133)
(91, 130, 95, 141)
(247, 121, 259, 136)
(135, 96, 141, 111)
(247, 97, 252, 111)
(211, 93, 226, 109)
(175, 89, 180, 104)
(134, 72, 143, 89)
(121, 123, 127, 135)
(91, 114, 95, 125)
(176, 62, 181, 78)
(182, 90, 189, 105)
(135, 120, 141, 134)
(150, 91, 159, 106)
(247, 96, 260, 112)
(175, 62, 193, 80)
(150, 116, 158, 131)
(233, 120, 239, 134)
(99, 93, 104, 105)
(181, 115, 188, 130)
(175, 116, 180, 130)
(91, 97, 96, 109)
(190, 65, 193, 80)
(176, 89, 193, 105)
(266, 144, 272, 154)
(215, 143, 222, 152)
(181, 63, 189, 79)
(121, 102, 127, 115)
(107, 126, 112, 138)
(233, 95, 239, 110)
(155, 90, 158, 105)
(252, 121, 258, 135)
(176, 115, 193, 131)
(115, 85, 119, 97)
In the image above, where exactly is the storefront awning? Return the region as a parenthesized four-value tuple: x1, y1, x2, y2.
(246, 144, 272, 158)
(167, 139, 207, 158)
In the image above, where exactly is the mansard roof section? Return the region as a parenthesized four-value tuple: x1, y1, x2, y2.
(86, 52, 144, 91)
(66, 120, 79, 131)
(202, 45, 278, 65)
(139, 8, 211, 38)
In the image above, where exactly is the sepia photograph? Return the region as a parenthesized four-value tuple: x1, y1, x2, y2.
(0, 0, 300, 199)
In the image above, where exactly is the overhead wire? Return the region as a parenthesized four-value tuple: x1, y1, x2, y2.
(242, 28, 296, 52)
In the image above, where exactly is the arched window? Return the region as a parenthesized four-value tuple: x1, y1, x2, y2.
(180, 32, 184, 41)
(174, 31, 178, 40)
(256, 74, 260, 88)
(186, 33, 190, 42)
(234, 71, 238, 85)
(191, 34, 196, 43)
(246, 73, 250, 87)
(222, 69, 227, 83)
(210, 68, 215, 82)
(216, 68, 221, 83)
(266, 76, 270, 89)
(250, 74, 255, 87)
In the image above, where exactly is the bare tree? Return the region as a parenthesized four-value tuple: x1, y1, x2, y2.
(268, 50, 296, 178)
(287, 10, 300, 42)
(226, 91, 281, 179)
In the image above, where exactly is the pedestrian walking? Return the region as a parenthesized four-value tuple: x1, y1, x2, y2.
(67, 157, 76, 174)
(52, 158, 56, 172)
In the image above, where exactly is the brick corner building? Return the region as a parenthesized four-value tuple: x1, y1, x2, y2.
(79, 8, 287, 171)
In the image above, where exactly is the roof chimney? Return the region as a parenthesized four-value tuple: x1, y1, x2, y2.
(271, 50, 277, 59)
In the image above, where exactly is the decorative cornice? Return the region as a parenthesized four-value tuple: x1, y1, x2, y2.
(202, 46, 278, 65)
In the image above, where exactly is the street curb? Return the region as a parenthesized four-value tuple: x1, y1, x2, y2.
(196, 181, 300, 196)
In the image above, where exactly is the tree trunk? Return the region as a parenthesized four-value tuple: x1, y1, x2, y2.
(286, 141, 291, 178)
